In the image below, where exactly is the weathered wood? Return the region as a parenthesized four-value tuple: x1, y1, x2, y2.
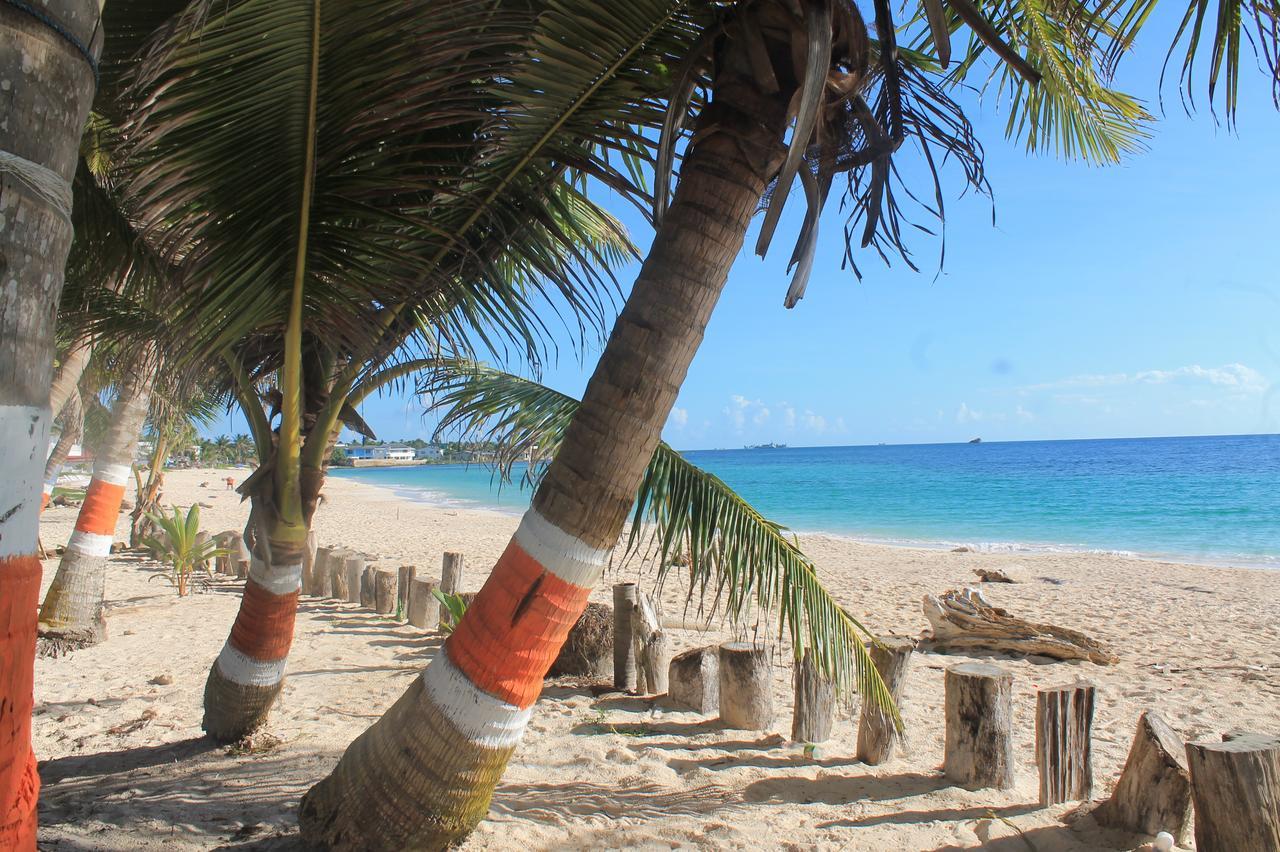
(1094, 711, 1191, 844)
(360, 566, 377, 609)
(1185, 731, 1280, 851)
(194, 531, 212, 575)
(303, 529, 317, 590)
(632, 592, 668, 694)
(791, 648, 835, 744)
(718, 642, 774, 731)
(315, 546, 334, 598)
(374, 569, 398, 615)
(668, 646, 719, 714)
(1035, 681, 1095, 805)
(548, 602, 613, 677)
(234, 533, 251, 579)
(214, 531, 240, 575)
(342, 553, 364, 605)
(974, 568, 1016, 583)
(305, 545, 330, 592)
(613, 583, 639, 691)
(944, 662, 1015, 789)
(923, 587, 1118, 664)
(406, 576, 439, 629)
(857, 636, 915, 764)
(439, 552, 464, 630)
(330, 557, 350, 601)
(397, 565, 416, 618)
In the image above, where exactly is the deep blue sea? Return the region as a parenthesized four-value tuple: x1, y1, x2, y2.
(330, 434, 1280, 568)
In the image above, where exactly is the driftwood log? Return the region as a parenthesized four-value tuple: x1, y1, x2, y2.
(632, 592, 669, 695)
(374, 569, 398, 615)
(668, 647, 718, 714)
(857, 636, 914, 764)
(1094, 710, 1191, 844)
(406, 576, 439, 629)
(944, 662, 1015, 789)
(613, 583, 639, 691)
(719, 642, 773, 730)
(342, 553, 364, 605)
(1186, 731, 1280, 851)
(974, 568, 1016, 583)
(548, 602, 612, 677)
(1036, 681, 1095, 805)
(923, 587, 1118, 664)
(791, 648, 834, 744)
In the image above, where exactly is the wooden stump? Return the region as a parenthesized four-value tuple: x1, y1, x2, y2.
(857, 636, 915, 764)
(342, 553, 364, 605)
(944, 662, 1015, 789)
(374, 568, 398, 615)
(214, 531, 240, 575)
(1186, 731, 1280, 851)
(307, 546, 332, 593)
(548, 602, 613, 677)
(668, 647, 719, 714)
(397, 565, 416, 618)
(360, 566, 377, 609)
(791, 648, 835, 744)
(234, 534, 251, 579)
(194, 531, 212, 575)
(406, 576, 439, 629)
(631, 592, 668, 695)
(718, 642, 774, 731)
(439, 552, 464, 630)
(1035, 681, 1095, 805)
(1094, 711, 1191, 844)
(303, 529, 317, 590)
(331, 557, 350, 600)
(613, 583, 639, 691)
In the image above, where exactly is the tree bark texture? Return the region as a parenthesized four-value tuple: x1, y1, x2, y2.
(1094, 710, 1191, 844)
(719, 643, 775, 731)
(298, 29, 793, 847)
(1035, 681, 1094, 805)
(39, 351, 156, 654)
(1185, 732, 1280, 851)
(374, 569, 398, 615)
(791, 648, 835, 744)
(0, 2, 102, 845)
(944, 662, 1016, 790)
(632, 591, 668, 695)
(41, 388, 82, 510)
(856, 637, 914, 765)
(668, 647, 719, 714)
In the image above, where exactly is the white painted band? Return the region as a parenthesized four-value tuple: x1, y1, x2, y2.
(248, 557, 303, 595)
(67, 530, 113, 557)
(513, 509, 610, 588)
(215, 642, 287, 687)
(422, 653, 531, 749)
(92, 462, 133, 486)
(0, 404, 48, 559)
(42, 480, 54, 496)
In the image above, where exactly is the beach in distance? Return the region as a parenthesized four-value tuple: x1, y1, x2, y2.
(34, 453, 1280, 850)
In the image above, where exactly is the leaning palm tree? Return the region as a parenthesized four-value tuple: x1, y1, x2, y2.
(0, 2, 102, 845)
(298, 0, 1279, 846)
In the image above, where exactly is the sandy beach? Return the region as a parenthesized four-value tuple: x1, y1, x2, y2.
(33, 467, 1280, 850)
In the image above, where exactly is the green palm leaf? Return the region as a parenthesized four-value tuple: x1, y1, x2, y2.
(426, 359, 899, 724)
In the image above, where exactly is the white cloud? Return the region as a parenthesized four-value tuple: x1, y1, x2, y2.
(725, 395, 843, 436)
(669, 407, 688, 429)
(804, 410, 827, 432)
(1024, 363, 1269, 395)
(781, 403, 797, 429)
(1015, 405, 1035, 423)
(956, 402, 982, 424)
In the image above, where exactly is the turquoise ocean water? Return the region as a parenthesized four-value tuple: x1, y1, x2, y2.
(330, 434, 1280, 568)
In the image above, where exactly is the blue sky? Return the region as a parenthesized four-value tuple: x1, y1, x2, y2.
(208, 29, 1280, 451)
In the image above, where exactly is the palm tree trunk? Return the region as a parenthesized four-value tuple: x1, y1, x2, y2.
(48, 337, 92, 422)
(38, 354, 156, 655)
(0, 3, 101, 846)
(299, 54, 794, 850)
(129, 432, 170, 547)
(42, 389, 84, 510)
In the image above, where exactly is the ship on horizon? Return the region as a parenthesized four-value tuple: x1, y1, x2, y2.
(745, 442, 788, 449)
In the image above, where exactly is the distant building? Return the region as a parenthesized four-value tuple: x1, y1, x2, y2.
(385, 446, 415, 461)
(346, 446, 388, 460)
(416, 446, 444, 460)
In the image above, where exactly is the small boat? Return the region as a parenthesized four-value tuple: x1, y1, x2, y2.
(969, 437, 982, 444)
(745, 442, 787, 449)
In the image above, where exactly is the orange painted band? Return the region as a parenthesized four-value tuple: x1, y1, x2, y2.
(74, 479, 127, 536)
(0, 555, 41, 851)
(227, 580, 300, 662)
(446, 539, 592, 708)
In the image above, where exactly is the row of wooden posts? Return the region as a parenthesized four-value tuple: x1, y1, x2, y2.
(205, 542, 1278, 851)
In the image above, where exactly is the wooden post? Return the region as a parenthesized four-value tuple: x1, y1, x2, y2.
(342, 553, 364, 605)
(214, 532, 238, 575)
(856, 636, 914, 765)
(632, 591, 668, 695)
(439, 552, 464, 630)
(668, 647, 719, 714)
(791, 648, 834, 744)
(613, 583, 638, 691)
(194, 531, 212, 575)
(315, 546, 334, 598)
(308, 546, 332, 593)
(1036, 681, 1095, 805)
(331, 557, 350, 600)
(1186, 732, 1280, 851)
(303, 528, 317, 591)
(407, 576, 439, 629)
(1095, 711, 1191, 844)
(944, 662, 1015, 789)
(234, 533, 251, 579)
(374, 568, 398, 615)
(718, 642, 774, 731)
(360, 566, 377, 609)
(397, 565, 416, 619)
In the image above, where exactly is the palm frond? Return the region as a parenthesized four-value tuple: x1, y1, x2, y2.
(423, 359, 898, 722)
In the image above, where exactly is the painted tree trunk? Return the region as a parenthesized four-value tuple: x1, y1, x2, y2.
(298, 47, 793, 850)
(38, 358, 154, 654)
(0, 1, 102, 845)
(42, 389, 83, 510)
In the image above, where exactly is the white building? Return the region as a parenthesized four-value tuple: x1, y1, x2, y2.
(385, 446, 416, 461)
(416, 446, 444, 460)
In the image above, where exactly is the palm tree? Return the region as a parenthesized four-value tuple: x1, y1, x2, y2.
(298, 0, 1279, 845)
(0, 3, 101, 845)
(42, 389, 85, 511)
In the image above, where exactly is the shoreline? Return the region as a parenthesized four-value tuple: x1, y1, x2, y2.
(330, 467, 1280, 574)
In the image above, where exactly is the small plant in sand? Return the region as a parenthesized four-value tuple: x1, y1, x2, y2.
(432, 589, 469, 634)
(142, 504, 225, 596)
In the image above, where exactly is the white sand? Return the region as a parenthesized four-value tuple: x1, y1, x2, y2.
(34, 468, 1280, 850)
